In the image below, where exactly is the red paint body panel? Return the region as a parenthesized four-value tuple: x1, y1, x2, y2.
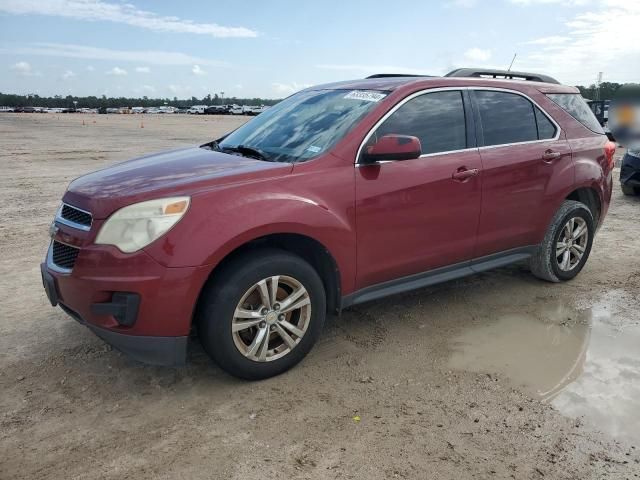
(42, 76, 612, 348)
(355, 150, 482, 288)
(50, 222, 209, 336)
(474, 137, 574, 257)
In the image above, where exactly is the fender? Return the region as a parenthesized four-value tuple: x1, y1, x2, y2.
(144, 178, 357, 294)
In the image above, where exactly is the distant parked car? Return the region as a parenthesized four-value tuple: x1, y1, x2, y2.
(0, 106, 15, 113)
(228, 104, 244, 115)
(244, 105, 268, 116)
(587, 100, 613, 141)
(204, 105, 228, 115)
(188, 105, 207, 114)
(620, 149, 640, 196)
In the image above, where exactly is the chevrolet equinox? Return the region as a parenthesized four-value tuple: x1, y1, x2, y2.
(41, 68, 616, 379)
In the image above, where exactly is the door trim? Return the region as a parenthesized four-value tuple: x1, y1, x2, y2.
(355, 86, 562, 165)
(341, 245, 536, 309)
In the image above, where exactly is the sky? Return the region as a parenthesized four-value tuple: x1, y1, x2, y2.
(0, 0, 638, 99)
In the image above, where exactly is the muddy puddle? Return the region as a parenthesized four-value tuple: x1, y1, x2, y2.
(449, 290, 640, 444)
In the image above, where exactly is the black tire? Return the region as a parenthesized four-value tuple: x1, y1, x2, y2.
(530, 200, 595, 283)
(197, 249, 326, 380)
(621, 184, 636, 196)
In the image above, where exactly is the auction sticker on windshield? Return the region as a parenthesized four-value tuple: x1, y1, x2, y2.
(343, 90, 387, 102)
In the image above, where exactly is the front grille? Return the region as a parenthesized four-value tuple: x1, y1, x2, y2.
(52, 241, 80, 270)
(61, 204, 92, 228)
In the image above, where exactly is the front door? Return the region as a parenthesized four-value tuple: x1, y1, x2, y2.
(355, 89, 482, 289)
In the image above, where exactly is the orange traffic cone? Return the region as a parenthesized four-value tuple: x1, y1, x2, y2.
(82, 119, 85, 126)
(140, 120, 144, 128)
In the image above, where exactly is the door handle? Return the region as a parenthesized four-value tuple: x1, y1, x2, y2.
(452, 167, 479, 181)
(542, 150, 562, 162)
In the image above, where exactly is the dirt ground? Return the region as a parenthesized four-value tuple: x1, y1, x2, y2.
(0, 113, 638, 479)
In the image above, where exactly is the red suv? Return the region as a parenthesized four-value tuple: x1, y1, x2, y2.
(41, 69, 615, 379)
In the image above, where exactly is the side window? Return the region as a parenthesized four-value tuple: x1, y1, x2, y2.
(546, 93, 604, 134)
(366, 90, 466, 156)
(475, 91, 538, 146)
(535, 106, 557, 140)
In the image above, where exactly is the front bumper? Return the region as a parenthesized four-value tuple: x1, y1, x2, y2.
(41, 239, 211, 366)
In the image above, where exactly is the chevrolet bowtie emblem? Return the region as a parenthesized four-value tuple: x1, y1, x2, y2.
(49, 222, 59, 238)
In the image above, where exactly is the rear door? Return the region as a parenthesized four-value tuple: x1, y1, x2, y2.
(354, 89, 482, 289)
(471, 89, 573, 258)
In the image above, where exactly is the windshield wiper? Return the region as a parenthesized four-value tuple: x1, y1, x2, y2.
(222, 144, 272, 162)
(201, 140, 222, 151)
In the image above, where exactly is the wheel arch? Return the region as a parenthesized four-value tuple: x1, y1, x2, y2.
(565, 186, 601, 225)
(196, 232, 342, 317)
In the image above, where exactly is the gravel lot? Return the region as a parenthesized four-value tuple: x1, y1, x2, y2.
(0, 113, 638, 479)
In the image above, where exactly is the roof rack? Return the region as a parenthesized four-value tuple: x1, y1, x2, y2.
(365, 74, 431, 79)
(445, 68, 560, 85)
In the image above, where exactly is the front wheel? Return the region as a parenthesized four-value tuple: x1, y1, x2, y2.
(530, 200, 595, 283)
(621, 184, 636, 196)
(197, 249, 326, 380)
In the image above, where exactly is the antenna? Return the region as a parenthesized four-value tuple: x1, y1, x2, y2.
(507, 53, 517, 72)
(595, 72, 603, 101)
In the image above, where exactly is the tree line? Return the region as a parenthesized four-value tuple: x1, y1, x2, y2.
(0, 92, 282, 108)
(575, 82, 633, 101)
(0, 82, 635, 108)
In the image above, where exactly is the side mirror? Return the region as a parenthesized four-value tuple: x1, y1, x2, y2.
(360, 134, 422, 164)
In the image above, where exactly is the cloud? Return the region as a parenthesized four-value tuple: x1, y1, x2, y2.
(191, 64, 205, 76)
(2, 42, 226, 66)
(86, 65, 95, 71)
(168, 84, 193, 96)
(464, 47, 492, 62)
(525, 36, 571, 45)
(272, 82, 312, 95)
(106, 66, 127, 76)
(519, 0, 640, 84)
(138, 84, 156, 94)
(61, 69, 76, 79)
(10, 60, 32, 75)
(316, 64, 429, 75)
(135, 66, 150, 73)
(509, 0, 590, 4)
(0, 0, 257, 38)
(447, 0, 478, 7)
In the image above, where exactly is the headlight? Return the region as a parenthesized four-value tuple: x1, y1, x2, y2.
(95, 197, 190, 253)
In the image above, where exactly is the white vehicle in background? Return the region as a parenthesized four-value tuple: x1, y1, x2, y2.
(187, 105, 207, 114)
(229, 104, 244, 115)
(244, 105, 268, 116)
(0, 106, 15, 112)
(132, 106, 145, 114)
(158, 106, 176, 114)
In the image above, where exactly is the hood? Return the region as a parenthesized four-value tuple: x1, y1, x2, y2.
(63, 146, 291, 219)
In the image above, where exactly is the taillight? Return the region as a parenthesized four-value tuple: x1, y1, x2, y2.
(604, 141, 616, 169)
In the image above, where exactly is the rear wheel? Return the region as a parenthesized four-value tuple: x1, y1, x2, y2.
(197, 249, 326, 380)
(621, 184, 636, 196)
(530, 200, 594, 282)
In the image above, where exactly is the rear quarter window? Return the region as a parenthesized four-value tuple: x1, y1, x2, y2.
(546, 93, 605, 134)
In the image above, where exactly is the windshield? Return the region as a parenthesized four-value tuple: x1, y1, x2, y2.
(218, 89, 387, 162)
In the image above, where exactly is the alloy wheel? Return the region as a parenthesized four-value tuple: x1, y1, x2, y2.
(231, 275, 311, 362)
(556, 217, 588, 272)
